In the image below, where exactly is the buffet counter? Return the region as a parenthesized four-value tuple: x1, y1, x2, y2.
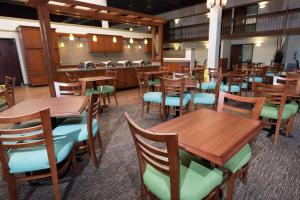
(57, 64, 160, 90)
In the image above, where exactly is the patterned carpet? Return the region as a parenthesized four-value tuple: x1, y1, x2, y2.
(0, 104, 300, 200)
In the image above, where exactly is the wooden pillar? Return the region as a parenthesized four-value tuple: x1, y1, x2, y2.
(151, 26, 156, 62)
(36, 1, 57, 97)
(157, 24, 164, 65)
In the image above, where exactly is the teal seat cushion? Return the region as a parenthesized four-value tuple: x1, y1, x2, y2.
(220, 85, 240, 93)
(249, 77, 263, 83)
(266, 72, 276, 77)
(98, 85, 115, 94)
(193, 93, 215, 105)
(8, 134, 74, 174)
(143, 92, 162, 103)
(165, 94, 191, 107)
(85, 88, 100, 96)
(241, 82, 248, 89)
(148, 79, 160, 87)
(53, 112, 99, 142)
(200, 81, 216, 90)
(143, 161, 223, 200)
(224, 144, 251, 173)
(260, 103, 297, 120)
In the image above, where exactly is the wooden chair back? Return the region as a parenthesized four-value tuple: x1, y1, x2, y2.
(224, 73, 244, 95)
(173, 73, 185, 79)
(192, 67, 205, 82)
(273, 76, 299, 87)
(287, 72, 300, 78)
(106, 70, 118, 87)
(124, 112, 180, 199)
(180, 66, 190, 73)
(54, 81, 82, 97)
(208, 67, 221, 80)
(4, 76, 15, 104)
(159, 67, 169, 72)
(65, 72, 79, 82)
(217, 91, 265, 120)
(0, 89, 14, 109)
(86, 93, 101, 139)
(160, 77, 185, 109)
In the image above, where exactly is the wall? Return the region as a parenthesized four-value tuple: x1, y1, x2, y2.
(285, 35, 300, 66)
(0, 16, 151, 84)
(58, 37, 151, 65)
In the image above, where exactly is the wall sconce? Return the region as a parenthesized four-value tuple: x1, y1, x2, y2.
(113, 36, 117, 43)
(255, 42, 262, 47)
(69, 33, 74, 41)
(129, 28, 133, 32)
(144, 38, 148, 45)
(259, 1, 268, 9)
(129, 38, 134, 44)
(92, 35, 97, 42)
(174, 18, 180, 24)
(205, 44, 209, 49)
(207, 0, 227, 9)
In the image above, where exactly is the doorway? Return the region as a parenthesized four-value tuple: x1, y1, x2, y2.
(230, 44, 254, 69)
(0, 39, 23, 85)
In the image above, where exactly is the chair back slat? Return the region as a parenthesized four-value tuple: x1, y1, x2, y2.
(125, 112, 179, 199)
(3, 140, 45, 149)
(54, 81, 82, 97)
(253, 82, 287, 106)
(86, 93, 101, 139)
(273, 76, 298, 87)
(0, 125, 43, 135)
(217, 91, 265, 120)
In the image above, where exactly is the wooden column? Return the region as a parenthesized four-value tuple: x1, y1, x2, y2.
(157, 24, 164, 65)
(36, 1, 57, 97)
(151, 26, 156, 62)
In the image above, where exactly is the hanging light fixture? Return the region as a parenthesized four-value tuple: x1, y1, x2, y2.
(138, 44, 142, 49)
(92, 35, 97, 42)
(113, 36, 117, 43)
(60, 41, 65, 48)
(129, 28, 133, 32)
(69, 33, 74, 41)
(79, 42, 83, 48)
(127, 44, 131, 49)
(129, 38, 134, 44)
(207, 0, 227, 9)
(144, 38, 148, 45)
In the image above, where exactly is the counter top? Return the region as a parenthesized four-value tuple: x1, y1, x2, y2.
(57, 64, 160, 72)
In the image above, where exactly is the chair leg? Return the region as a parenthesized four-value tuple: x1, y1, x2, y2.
(49, 166, 61, 200)
(141, 183, 147, 200)
(113, 93, 118, 106)
(242, 165, 249, 185)
(141, 101, 145, 118)
(71, 149, 78, 175)
(97, 131, 103, 151)
(226, 172, 235, 200)
(159, 104, 162, 121)
(107, 95, 111, 104)
(273, 119, 282, 145)
(88, 139, 98, 168)
(146, 102, 150, 113)
(7, 175, 17, 200)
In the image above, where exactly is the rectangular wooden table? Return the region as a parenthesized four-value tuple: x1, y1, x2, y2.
(149, 109, 264, 166)
(79, 76, 115, 91)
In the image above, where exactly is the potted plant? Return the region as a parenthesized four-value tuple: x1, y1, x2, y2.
(274, 49, 284, 64)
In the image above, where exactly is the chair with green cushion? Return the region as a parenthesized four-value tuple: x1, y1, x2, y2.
(53, 93, 102, 168)
(54, 81, 82, 97)
(136, 70, 147, 98)
(253, 82, 298, 145)
(125, 112, 223, 200)
(160, 77, 191, 120)
(0, 108, 78, 200)
(217, 91, 265, 200)
(99, 69, 118, 106)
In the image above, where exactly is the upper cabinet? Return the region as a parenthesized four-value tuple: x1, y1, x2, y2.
(87, 34, 123, 53)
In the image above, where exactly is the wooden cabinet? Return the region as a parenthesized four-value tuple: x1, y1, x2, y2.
(18, 26, 60, 86)
(87, 34, 123, 53)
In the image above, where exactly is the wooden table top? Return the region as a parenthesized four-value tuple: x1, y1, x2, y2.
(0, 96, 88, 118)
(79, 76, 115, 82)
(149, 109, 264, 166)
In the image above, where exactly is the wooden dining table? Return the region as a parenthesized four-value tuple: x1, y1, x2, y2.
(149, 109, 264, 166)
(79, 76, 115, 92)
(0, 96, 88, 127)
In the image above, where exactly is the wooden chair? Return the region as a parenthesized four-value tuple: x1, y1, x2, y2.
(65, 72, 79, 82)
(54, 81, 82, 97)
(101, 70, 118, 106)
(220, 73, 244, 96)
(248, 66, 268, 84)
(124, 112, 223, 200)
(0, 89, 14, 111)
(4, 76, 15, 105)
(200, 67, 221, 91)
(136, 70, 147, 98)
(0, 108, 78, 200)
(252, 82, 297, 144)
(160, 77, 191, 120)
(173, 73, 185, 79)
(53, 93, 102, 168)
(217, 91, 265, 200)
(192, 66, 205, 82)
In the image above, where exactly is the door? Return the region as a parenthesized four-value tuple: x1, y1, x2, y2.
(0, 39, 23, 85)
(230, 44, 243, 69)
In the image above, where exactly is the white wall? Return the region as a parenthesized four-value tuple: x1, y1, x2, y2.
(285, 35, 300, 66)
(181, 41, 208, 65)
(0, 16, 151, 84)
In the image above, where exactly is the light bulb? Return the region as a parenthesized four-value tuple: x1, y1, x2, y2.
(79, 42, 83, 48)
(69, 33, 74, 41)
(60, 42, 65, 47)
(138, 45, 142, 49)
(174, 19, 180, 24)
(129, 28, 133, 31)
(147, 26, 151, 30)
(144, 38, 148, 45)
(92, 35, 97, 42)
(127, 45, 131, 49)
(129, 38, 134, 44)
(113, 36, 117, 43)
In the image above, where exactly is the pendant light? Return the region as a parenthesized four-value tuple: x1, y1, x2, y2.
(69, 33, 74, 41)
(60, 41, 65, 48)
(138, 44, 142, 49)
(92, 35, 97, 42)
(144, 38, 148, 45)
(129, 37, 134, 44)
(127, 44, 131, 49)
(113, 36, 117, 43)
(79, 42, 83, 48)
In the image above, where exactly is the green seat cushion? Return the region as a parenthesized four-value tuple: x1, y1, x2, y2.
(220, 85, 240, 93)
(285, 101, 299, 114)
(53, 112, 99, 142)
(266, 72, 276, 77)
(143, 161, 223, 200)
(193, 93, 215, 105)
(260, 103, 297, 120)
(8, 134, 75, 173)
(241, 82, 248, 89)
(85, 88, 101, 96)
(249, 77, 263, 83)
(165, 94, 191, 107)
(148, 79, 160, 87)
(143, 92, 162, 103)
(200, 81, 216, 90)
(98, 85, 115, 94)
(224, 144, 251, 173)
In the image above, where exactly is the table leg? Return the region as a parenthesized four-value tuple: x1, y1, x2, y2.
(51, 117, 58, 129)
(93, 81, 97, 90)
